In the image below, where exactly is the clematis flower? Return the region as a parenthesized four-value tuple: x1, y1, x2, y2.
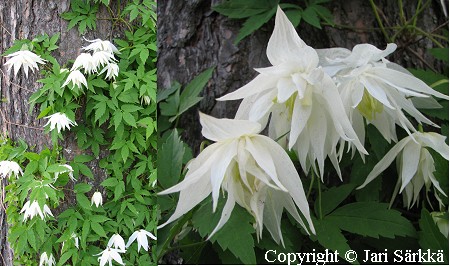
(54, 164, 75, 182)
(4, 50, 46, 77)
(91, 191, 103, 207)
(62, 70, 88, 89)
(218, 7, 366, 179)
(318, 43, 449, 145)
(92, 51, 116, 67)
(20, 200, 53, 221)
(95, 247, 125, 266)
(126, 229, 156, 252)
(44, 112, 77, 133)
(71, 233, 79, 249)
(358, 132, 448, 209)
(107, 234, 126, 252)
(82, 38, 120, 54)
(99, 63, 119, 80)
(71, 53, 97, 74)
(159, 113, 315, 245)
(39, 252, 55, 266)
(0, 160, 23, 179)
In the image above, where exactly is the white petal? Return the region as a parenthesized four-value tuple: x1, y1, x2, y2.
(399, 142, 421, 192)
(199, 112, 261, 141)
(267, 7, 307, 65)
(277, 77, 298, 103)
(358, 136, 412, 189)
(125, 232, 138, 248)
(417, 132, 449, 160)
(208, 186, 236, 239)
(217, 74, 278, 101)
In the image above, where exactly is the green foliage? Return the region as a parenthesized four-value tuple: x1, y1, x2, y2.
(213, 0, 334, 44)
(418, 209, 449, 263)
(2, 0, 158, 265)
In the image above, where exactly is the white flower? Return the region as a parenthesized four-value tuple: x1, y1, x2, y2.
(126, 229, 156, 252)
(159, 113, 315, 245)
(0, 160, 23, 179)
(44, 113, 77, 133)
(318, 43, 449, 144)
(91, 191, 103, 207)
(99, 63, 119, 80)
(4, 50, 46, 77)
(95, 247, 125, 266)
(62, 70, 88, 89)
(82, 38, 120, 54)
(71, 53, 97, 74)
(93, 51, 116, 68)
(54, 164, 75, 182)
(39, 252, 55, 266)
(358, 132, 448, 208)
(20, 200, 53, 221)
(218, 7, 367, 179)
(141, 95, 151, 105)
(71, 233, 79, 249)
(107, 234, 126, 252)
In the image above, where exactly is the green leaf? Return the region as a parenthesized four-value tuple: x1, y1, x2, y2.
(327, 202, 417, 238)
(101, 178, 119, 187)
(157, 82, 181, 103)
(91, 222, 107, 238)
(367, 124, 389, 160)
(234, 7, 277, 45)
(81, 219, 90, 249)
(285, 9, 302, 27)
(123, 112, 137, 127)
(314, 217, 357, 263)
(76, 193, 92, 210)
(158, 129, 185, 189)
(213, 0, 276, 18)
(74, 183, 92, 194)
(314, 183, 355, 217)
(193, 199, 256, 264)
(171, 67, 215, 122)
(418, 208, 449, 263)
(94, 101, 107, 122)
(302, 6, 321, 28)
(429, 48, 449, 62)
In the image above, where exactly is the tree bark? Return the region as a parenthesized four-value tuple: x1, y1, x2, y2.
(0, 1, 118, 264)
(157, 0, 447, 154)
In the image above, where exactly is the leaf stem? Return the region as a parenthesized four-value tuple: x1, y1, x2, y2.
(306, 171, 315, 199)
(369, 0, 391, 42)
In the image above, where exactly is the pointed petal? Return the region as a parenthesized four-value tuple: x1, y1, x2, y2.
(288, 97, 312, 149)
(417, 132, 449, 160)
(208, 186, 236, 238)
(399, 142, 421, 192)
(199, 112, 261, 141)
(217, 74, 278, 101)
(125, 232, 138, 248)
(267, 7, 308, 65)
(357, 136, 412, 188)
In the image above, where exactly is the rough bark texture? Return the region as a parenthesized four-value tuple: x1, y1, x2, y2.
(0, 1, 119, 264)
(157, 0, 447, 155)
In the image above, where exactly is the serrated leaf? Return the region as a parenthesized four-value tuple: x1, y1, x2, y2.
(314, 217, 357, 264)
(157, 82, 181, 103)
(314, 183, 355, 217)
(101, 178, 119, 187)
(123, 112, 137, 127)
(327, 202, 417, 238)
(74, 183, 92, 194)
(234, 7, 276, 45)
(285, 9, 302, 27)
(157, 129, 185, 189)
(418, 208, 449, 263)
(173, 67, 215, 120)
(140, 48, 149, 63)
(76, 193, 92, 210)
(91, 222, 107, 238)
(94, 101, 107, 122)
(193, 199, 256, 264)
(302, 6, 321, 28)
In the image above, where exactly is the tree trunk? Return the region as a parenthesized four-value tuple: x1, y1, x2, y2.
(157, 0, 447, 153)
(0, 1, 116, 264)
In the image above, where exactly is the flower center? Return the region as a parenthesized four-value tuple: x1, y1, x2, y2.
(357, 89, 384, 120)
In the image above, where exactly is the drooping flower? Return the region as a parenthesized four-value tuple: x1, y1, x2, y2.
(20, 200, 53, 221)
(91, 191, 103, 207)
(95, 247, 125, 266)
(54, 164, 75, 182)
(4, 50, 46, 77)
(62, 70, 88, 89)
(126, 229, 156, 252)
(44, 113, 77, 133)
(71, 233, 79, 249)
(318, 43, 449, 145)
(82, 38, 120, 54)
(71, 53, 97, 74)
(159, 113, 315, 245)
(99, 63, 119, 80)
(218, 7, 367, 179)
(107, 234, 126, 252)
(92, 51, 116, 68)
(358, 132, 448, 208)
(141, 95, 151, 105)
(39, 252, 55, 266)
(0, 160, 23, 179)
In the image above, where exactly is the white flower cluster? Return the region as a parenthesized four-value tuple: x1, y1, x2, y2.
(95, 230, 157, 266)
(3, 38, 120, 135)
(159, 6, 449, 245)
